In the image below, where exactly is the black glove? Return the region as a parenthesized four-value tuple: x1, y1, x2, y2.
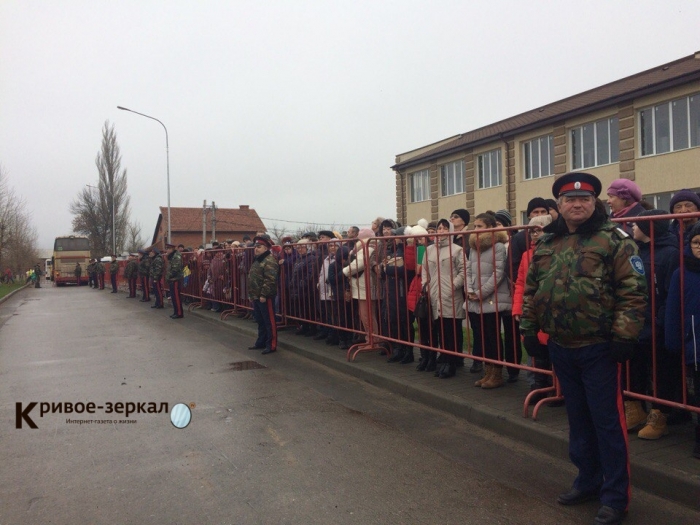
(522, 335, 546, 360)
(610, 341, 635, 363)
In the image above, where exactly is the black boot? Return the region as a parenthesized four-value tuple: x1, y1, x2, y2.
(425, 351, 437, 372)
(693, 425, 700, 460)
(387, 347, 406, 363)
(469, 359, 483, 373)
(400, 347, 414, 364)
(439, 360, 456, 379)
(416, 349, 429, 371)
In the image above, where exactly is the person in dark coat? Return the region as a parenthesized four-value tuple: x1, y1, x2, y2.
(325, 241, 352, 348)
(382, 228, 415, 364)
(290, 239, 318, 336)
(668, 189, 700, 247)
(625, 210, 680, 438)
(664, 221, 700, 459)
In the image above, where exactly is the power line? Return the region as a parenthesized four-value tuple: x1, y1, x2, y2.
(258, 216, 363, 227)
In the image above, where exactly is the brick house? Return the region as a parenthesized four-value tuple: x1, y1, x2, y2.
(151, 205, 266, 250)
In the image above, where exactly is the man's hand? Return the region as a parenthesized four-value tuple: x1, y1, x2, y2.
(522, 335, 546, 359)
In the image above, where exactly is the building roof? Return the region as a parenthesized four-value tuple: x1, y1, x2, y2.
(393, 51, 700, 170)
(152, 205, 266, 244)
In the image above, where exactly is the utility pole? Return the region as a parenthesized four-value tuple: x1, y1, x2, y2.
(211, 201, 217, 243)
(202, 200, 208, 248)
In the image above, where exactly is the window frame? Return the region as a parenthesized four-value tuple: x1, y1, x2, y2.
(523, 134, 554, 180)
(570, 116, 619, 170)
(440, 160, 465, 197)
(477, 148, 502, 189)
(408, 169, 430, 203)
(639, 92, 700, 157)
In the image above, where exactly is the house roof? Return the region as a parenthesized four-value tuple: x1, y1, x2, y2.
(392, 51, 700, 170)
(152, 206, 266, 244)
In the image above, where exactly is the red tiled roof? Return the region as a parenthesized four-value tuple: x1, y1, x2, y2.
(158, 206, 265, 233)
(393, 52, 700, 170)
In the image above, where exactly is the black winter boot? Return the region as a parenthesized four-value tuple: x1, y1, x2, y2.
(693, 425, 700, 460)
(387, 347, 406, 363)
(400, 347, 414, 364)
(425, 351, 438, 372)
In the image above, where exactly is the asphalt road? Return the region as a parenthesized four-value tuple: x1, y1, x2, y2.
(1, 285, 697, 524)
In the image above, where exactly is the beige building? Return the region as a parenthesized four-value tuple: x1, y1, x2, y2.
(392, 52, 700, 226)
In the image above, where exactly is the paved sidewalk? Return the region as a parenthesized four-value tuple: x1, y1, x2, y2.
(191, 308, 700, 511)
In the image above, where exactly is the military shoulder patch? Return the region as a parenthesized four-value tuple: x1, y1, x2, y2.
(629, 255, 645, 275)
(614, 227, 629, 239)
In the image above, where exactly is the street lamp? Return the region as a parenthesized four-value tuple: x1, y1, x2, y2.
(117, 106, 171, 244)
(87, 184, 115, 255)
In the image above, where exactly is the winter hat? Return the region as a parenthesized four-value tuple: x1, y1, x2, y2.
(494, 209, 512, 227)
(357, 228, 375, 240)
(451, 209, 470, 226)
(606, 179, 642, 203)
(393, 225, 409, 236)
(635, 209, 671, 239)
(296, 238, 311, 245)
(409, 224, 428, 236)
(526, 197, 549, 217)
(544, 198, 558, 212)
(669, 189, 700, 212)
(417, 218, 429, 230)
(437, 218, 454, 232)
(528, 214, 552, 228)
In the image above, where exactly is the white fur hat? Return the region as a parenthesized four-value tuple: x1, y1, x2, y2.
(417, 218, 429, 229)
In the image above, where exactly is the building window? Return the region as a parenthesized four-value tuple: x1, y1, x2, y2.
(409, 169, 430, 203)
(440, 160, 465, 197)
(523, 134, 554, 180)
(477, 149, 502, 189)
(570, 117, 619, 169)
(640, 93, 700, 156)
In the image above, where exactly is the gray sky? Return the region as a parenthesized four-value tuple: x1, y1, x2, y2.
(2, 0, 699, 249)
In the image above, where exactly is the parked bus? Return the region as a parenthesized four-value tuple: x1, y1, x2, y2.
(53, 236, 90, 286)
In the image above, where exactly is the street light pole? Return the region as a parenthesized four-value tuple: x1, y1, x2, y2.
(87, 184, 115, 255)
(117, 106, 171, 244)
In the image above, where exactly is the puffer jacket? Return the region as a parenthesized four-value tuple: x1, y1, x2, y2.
(466, 230, 512, 314)
(421, 237, 465, 320)
(343, 240, 376, 301)
(665, 246, 700, 366)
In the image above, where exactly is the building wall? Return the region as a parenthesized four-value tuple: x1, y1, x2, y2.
(397, 79, 700, 226)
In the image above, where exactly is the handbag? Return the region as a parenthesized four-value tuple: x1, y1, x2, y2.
(413, 284, 431, 320)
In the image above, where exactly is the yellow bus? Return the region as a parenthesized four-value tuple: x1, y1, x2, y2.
(53, 236, 90, 286)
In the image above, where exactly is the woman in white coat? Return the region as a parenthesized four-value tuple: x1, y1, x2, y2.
(466, 212, 512, 389)
(422, 219, 466, 379)
(343, 228, 379, 342)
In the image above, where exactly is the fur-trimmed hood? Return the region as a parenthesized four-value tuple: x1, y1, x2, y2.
(468, 229, 509, 252)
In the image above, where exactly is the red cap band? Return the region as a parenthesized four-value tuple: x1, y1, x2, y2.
(558, 181, 595, 195)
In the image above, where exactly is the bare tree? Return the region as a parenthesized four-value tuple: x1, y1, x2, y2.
(0, 165, 38, 276)
(124, 221, 146, 253)
(265, 223, 290, 244)
(70, 121, 131, 256)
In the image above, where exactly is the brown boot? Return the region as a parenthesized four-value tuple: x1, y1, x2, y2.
(638, 409, 668, 440)
(624, 400, 647, 431)
(481, 365, 504, 389)
(474, 364, 493, 387)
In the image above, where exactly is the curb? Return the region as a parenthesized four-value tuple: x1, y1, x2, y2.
(190, 308, 700, 510)
(0, 283, 31, 306)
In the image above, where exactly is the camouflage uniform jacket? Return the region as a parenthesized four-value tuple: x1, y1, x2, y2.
(109, 261, 119, 275)
(95, 262, 105, 274)
(124, 260, 139, 279)
(138, 256, 151, 278)
(87, 262, 95, 274)
(248, 250, 279, 299)
(166, 251, 184, 282)
(520, 210, 647, 347)
(149, 255, 164, 280)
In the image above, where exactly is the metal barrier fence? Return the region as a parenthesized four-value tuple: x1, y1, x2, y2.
(136, 212, 700, 423)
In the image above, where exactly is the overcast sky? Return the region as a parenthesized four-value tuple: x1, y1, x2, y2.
(1, 1, 699, 249)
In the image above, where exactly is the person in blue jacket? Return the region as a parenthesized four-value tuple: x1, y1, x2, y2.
(665, 221, 700, 459)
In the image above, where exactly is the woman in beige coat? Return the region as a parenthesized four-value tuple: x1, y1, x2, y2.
(343, 228, 379, 340)
(422, 219, 465, 379)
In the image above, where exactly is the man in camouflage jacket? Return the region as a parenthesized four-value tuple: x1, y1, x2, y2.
(520, 173, 646, 525)
(109, 256, 119, 293)
(166, 243, 184, 318)
(247, 235, 279, 354)
(95, 259, 105, 290)
(124, 254, 139, 298)
(138, 250, 151, 302)
(149, 247, 165, 308)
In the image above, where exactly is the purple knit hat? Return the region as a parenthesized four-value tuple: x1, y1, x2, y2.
(606, 179, 642, 203)
(669, 189, 700, 212)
